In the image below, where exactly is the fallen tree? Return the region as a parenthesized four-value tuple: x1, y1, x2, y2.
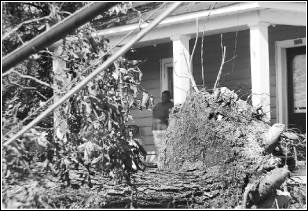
(2, 165, 306, 209)
(3, 87, 306, 209)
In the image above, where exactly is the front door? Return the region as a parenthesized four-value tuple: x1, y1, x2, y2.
(286, 46, 306, 133)
(161, 58, 174, 99)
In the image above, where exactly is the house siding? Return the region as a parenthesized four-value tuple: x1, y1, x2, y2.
(190, 29, 252, 100)
(191, 25, 306, 124)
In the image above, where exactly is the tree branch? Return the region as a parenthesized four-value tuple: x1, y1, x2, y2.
(189, 17, 199, 71)
(35, 90, 48, 100)
(177, 17, 200, 93)
(8, 80, 48, 100)
(201, 2, 217, 88)
(58, 11, 73, 16)
(230, 31, 238, 74)
(3, 69, 52, 88)
(8, 81, 36, 90)
(213, 34, 226, 90)
(2, 15, 51, 40)
(224, 55, 237, 64)
(182, 50, 199, 93)
(17, 34, 25, 44)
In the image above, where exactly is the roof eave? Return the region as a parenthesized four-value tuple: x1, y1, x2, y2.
(94, 2, 262, 37)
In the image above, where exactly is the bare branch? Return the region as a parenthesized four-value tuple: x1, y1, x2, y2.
(213, 35, 226, 90)
(39, 49, 54, 55)
(231, 31, 238, 73)
(173, 67, 192, 80)
(58, 11, 72, 16)
(8, 81, 36, 90)
(189, 17, 199, 69)
(8, 80, 48, 100)
(182, 50, 199, 92)
(220, 33, 224, 52)
(176, 17, 200, 93)
(224, 55, 237, 64)
(2, 15, 51, 40)
(3, 69, 52, 88)
(213, 31, 238, 89)
(17, 34, 25, 44)
(35, 90, 48, 100)
(201, 33, 206, 88)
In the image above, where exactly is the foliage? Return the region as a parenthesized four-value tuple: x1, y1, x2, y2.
(2, 2, 86, 55)
(49, 23, 149, 185)
(2, 2, 87, 133)
(2, 2, 152, 190)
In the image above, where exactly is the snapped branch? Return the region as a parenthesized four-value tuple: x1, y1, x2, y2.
(3, 69, 52, 88)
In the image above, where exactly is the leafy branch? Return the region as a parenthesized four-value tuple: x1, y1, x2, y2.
(2, 15, 51, 40)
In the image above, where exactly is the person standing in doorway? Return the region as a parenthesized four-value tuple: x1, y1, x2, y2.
(152, 90, 174, 130)
(152, 90, 174, 168)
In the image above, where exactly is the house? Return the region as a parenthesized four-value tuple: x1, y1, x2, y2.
(93, 2, 306, 162)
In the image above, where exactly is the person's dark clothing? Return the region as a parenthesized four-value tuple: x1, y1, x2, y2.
(152, 101, 173, 130)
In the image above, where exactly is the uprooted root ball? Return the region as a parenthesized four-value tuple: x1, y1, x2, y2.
(157, 87, 293, 208)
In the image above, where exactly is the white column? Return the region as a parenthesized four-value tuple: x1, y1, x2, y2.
(171, 35, 191, 105)
(249, 22, 271, 122)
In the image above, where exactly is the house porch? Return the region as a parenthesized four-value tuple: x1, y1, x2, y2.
(95, 2, 306, 161)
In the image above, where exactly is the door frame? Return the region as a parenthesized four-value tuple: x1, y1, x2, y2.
(160, 57, 173, 98)
(275, 38, 306, 126)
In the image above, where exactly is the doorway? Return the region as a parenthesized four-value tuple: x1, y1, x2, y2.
(286, 46, 306, 133)
(276, 38, 306, 132)
(160, 58, 174, 100)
